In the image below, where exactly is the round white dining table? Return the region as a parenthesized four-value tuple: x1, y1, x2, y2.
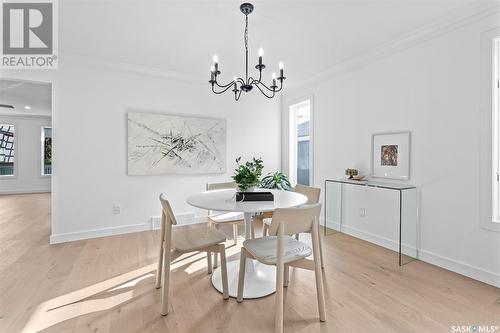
(186, 188, 308, 299)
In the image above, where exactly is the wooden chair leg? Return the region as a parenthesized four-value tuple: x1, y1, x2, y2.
(214, 224, 219, 268)
(219, 244, 229, 300)
(262, 223, 269, 237)
(237, 248, 247, 303)
(318, 229, 325, 269)
(275, 223, 285, 333)
(284, 264, 290, 287)
(233, 223, 238, 245)
(213, 253, 218, 269)
(312, 219, 326, 322)
(155, 215, 166, 289)
(160, 245, 172, 316)
(251, 223, 255, 239)
(207, 251, 212, 274)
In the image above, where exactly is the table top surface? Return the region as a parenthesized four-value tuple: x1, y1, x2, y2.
(186, 188, 308, 213)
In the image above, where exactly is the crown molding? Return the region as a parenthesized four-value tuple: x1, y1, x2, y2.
(285, 2, 500, 94)
(60, 2, 500, 90)
(60, 52, 205, 85)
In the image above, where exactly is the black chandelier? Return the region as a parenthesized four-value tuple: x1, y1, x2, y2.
(209, 2, 285, 101)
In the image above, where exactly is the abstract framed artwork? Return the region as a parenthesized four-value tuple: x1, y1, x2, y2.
(371, 131, 411, 180)
(127, 112, 226, 175)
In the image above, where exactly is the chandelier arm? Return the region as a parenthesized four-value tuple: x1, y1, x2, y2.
(253, 82, 276, 98)
(216, 77, 245, 88)
(254, 81, 276, 93)
(212, 84, 235, 95)
(248, 69, 263, 85)
(274, 80, 284, 92)
(215, 80, 235, 89)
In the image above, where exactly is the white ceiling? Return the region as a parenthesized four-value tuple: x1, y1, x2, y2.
(0, 80, 52, 116)
(59, 0, 497, 85)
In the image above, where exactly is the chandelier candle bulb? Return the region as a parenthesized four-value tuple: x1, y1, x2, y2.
(213, 55, 219, 74)
(210, 66, 215, 82)
(279, 62, 284, 78)
(258, 48, 263, 66)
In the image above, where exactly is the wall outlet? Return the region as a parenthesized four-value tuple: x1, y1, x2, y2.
(359, 208, 366, 218)
(113, 205, 121, 215)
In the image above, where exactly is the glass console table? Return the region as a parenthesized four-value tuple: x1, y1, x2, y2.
(324, 179, 418, 266)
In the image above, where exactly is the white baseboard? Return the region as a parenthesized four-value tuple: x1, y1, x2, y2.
(326, 220, 400, 252)
(0, 188, 51, 195)
(324, 220, 500, 288)
(418, 249, 500, 288)
(150, 214, 207, 229)
(50, 214, 210, 244)
(50, 222, 151, 244)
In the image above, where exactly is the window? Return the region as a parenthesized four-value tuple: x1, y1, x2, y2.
(0, 124, 15, 176)
(494, 38, 500, 222)
(41, 127, 52, 176)
(289, 98, 312, 186)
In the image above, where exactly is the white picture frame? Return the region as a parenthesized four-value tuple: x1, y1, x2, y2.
(371, 131, 411, 180)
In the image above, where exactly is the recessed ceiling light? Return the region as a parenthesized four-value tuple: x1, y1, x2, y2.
(24, 106, 31, 110)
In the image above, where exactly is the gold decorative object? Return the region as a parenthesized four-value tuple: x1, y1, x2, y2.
(345, 168, 359, 179)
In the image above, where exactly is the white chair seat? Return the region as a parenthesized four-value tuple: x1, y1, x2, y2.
(173, 227, 226, 252)
(209, 212, 244, 223)
(243, 236, 312, 265)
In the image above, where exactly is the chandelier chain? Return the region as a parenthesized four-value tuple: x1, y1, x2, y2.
(244, 15, 248, 52)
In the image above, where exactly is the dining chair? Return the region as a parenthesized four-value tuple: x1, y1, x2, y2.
(155, 194, 229, 316)
(237, 204, 326, 333)
(206, 182, 254, 268)
(255, 184, 324, 268)
(206, 182, 250, 243)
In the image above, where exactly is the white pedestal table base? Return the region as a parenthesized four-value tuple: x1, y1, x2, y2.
(211, 259, 276, 299)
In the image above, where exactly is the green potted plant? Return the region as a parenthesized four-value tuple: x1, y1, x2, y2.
(232, 157, 264, 191)
(260, 171, 292, 190)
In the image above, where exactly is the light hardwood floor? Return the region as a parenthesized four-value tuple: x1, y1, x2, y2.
(0, 193, 499, 333)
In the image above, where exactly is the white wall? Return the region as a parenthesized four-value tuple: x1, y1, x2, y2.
(0, 115, 51, 194)
(283, 12, 500, 287)
(1, 61, 281, 243)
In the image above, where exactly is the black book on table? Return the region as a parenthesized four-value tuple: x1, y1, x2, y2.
(236, 191, 274, 202)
